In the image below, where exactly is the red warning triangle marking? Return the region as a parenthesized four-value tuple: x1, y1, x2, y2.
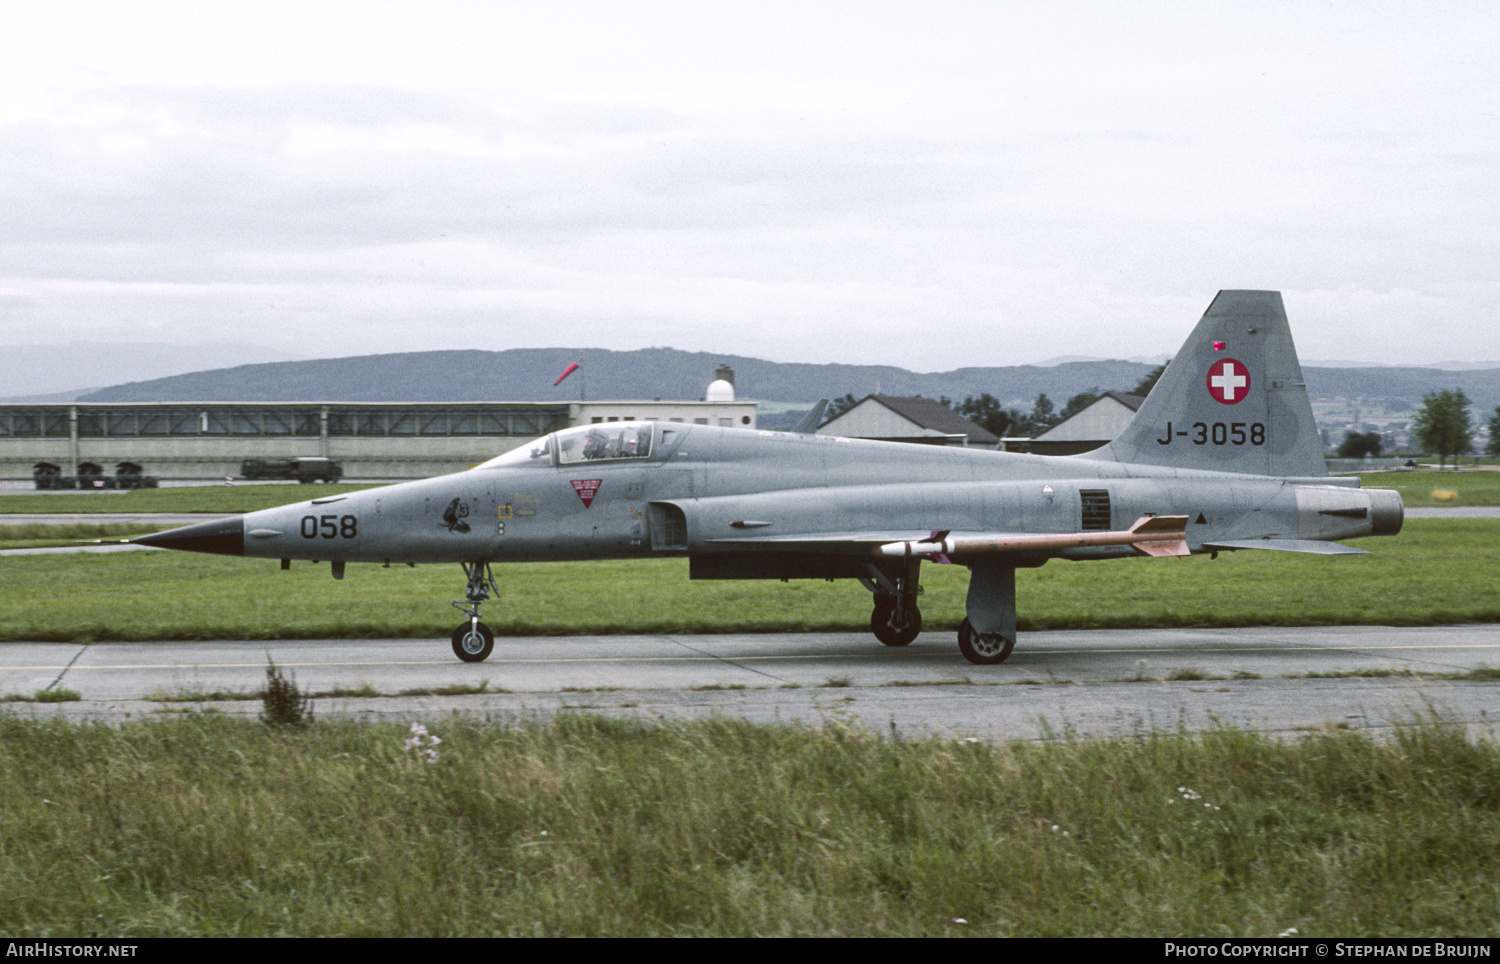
(571, 479, 602, 507)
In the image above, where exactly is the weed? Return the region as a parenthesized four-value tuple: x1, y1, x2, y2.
(3, 688, 83, 703)
(401, 681, 504, 696)
(146, 687, 257, 702)
(321, 684, 380, 699)
(883, 678, 974, 688)
(260, 656, 313, 728)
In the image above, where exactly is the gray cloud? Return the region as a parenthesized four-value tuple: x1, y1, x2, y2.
(0, 4, 1497, 371)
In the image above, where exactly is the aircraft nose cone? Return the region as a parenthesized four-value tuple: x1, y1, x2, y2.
(131, 517, 245, 556)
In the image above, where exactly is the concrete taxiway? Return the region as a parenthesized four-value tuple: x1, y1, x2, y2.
(3, 625, 1496, 740)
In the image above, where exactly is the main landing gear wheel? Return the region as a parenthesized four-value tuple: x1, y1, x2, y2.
(871, 600, 922, 647)
(452, 621, 494, 662)
(957, 618, 1014, 665)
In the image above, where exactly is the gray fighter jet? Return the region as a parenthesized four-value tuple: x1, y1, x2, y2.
(134, 291, 1402, 664)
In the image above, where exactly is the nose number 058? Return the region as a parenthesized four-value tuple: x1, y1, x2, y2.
(300, 514, 358, 539)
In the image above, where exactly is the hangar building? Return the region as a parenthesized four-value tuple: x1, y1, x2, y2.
(0, 374, 756, 486)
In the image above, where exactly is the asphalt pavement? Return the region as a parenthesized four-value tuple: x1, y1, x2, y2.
(3, 626, 1496, 740)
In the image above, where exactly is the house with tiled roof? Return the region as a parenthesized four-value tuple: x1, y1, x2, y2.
(815, 394, 998, 447)
(1026, 391, 1144, 455)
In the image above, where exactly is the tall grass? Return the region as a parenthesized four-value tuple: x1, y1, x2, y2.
(0, 714, 1495, 936)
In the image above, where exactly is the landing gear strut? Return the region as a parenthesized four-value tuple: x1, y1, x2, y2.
(959, 561, 1017, 665)
(863, 560, 923, 647)
(451, 561, 498, 662)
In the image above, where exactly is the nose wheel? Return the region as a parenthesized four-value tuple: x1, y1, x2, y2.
(452, 620, 495, 662)
(450, 561, 500, 662)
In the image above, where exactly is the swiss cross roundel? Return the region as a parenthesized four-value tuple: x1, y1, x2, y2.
(1206, 358, 1251, 405)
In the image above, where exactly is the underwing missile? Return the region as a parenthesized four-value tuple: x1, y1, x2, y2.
(877, 515, 1191, 559)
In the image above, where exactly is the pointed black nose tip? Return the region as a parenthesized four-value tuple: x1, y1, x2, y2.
(131, 517, 245, 556)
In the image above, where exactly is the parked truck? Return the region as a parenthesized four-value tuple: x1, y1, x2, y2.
(32, 461, 159, 490)
(239, 457, 344, 483)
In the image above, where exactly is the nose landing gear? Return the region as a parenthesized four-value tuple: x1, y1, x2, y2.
(451, 561, 499, 662)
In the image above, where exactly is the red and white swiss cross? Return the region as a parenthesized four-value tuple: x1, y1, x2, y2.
(1205, 359, 1250, 405)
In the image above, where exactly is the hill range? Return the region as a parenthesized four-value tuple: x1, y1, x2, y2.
(73, 347, 1500, 423)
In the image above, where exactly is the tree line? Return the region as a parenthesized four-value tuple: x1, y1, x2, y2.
(1408, 389, 1500, 468)
(1336, 389, 1500, 467)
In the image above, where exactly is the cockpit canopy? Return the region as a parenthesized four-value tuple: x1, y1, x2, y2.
(477, 423, 655, 470)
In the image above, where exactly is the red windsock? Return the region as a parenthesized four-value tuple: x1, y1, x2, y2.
(553, 362, 580, 386)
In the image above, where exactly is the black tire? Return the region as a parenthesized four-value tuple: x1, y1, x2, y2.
(957, 618, 1014, 665)
(451, 621, 495, 662)
(871, 601, 921, 647)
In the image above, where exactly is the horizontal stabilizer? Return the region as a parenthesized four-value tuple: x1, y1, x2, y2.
(879, 515, 1190, 559)
(1203, 538, 1369, 555)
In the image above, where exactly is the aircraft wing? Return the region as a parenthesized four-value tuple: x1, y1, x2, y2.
(1201, 538, 1370, 555)
(707, 516, 1191, 559)
(704, 530, 944, 549)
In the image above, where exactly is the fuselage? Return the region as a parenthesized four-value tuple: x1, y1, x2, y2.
(223, 422, 1402, 568)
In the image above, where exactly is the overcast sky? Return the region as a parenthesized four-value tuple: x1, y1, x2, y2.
(2, 1, 1496, 372)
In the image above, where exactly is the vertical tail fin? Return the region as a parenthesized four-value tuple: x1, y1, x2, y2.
(1084, 290, 1325, 477)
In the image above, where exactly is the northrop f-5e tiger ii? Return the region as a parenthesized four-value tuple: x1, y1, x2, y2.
(134, 291, 1403, 664)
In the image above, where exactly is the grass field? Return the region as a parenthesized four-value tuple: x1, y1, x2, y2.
(0, 522, 159, 550)
(1, 518, 1495, 642)
(0, 469, 1494, 514)
(1360, 469, 1500, 507)
(1, 713, 1495, 936)
(0, 482, 380, 515)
